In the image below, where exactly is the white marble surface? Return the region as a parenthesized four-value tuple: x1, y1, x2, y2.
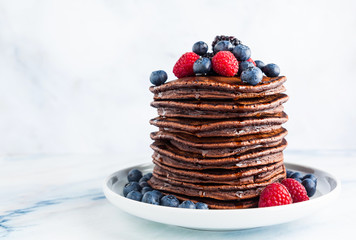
(0, 151, 355, 239)
(0, 0, 356, 155)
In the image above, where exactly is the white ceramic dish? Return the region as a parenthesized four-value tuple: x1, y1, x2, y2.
(103, 162, 340, 231)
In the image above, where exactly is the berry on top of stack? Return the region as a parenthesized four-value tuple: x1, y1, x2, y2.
(147, 35, 292, 209)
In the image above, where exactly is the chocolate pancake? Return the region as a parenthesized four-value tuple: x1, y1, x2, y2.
(150, 112, 288, 137)
(150, 76, 287, 99)
(151, 139, 287, 169)
(151, 94, 288, 119)
(148, 167, 286, 200)
(153, 161, 284, 185)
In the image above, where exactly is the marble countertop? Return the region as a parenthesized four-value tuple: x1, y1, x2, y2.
(1, 151, 355, 240)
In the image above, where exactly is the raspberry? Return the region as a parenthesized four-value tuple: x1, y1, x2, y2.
(173, 52, 200, 78)
(258, 182, 292, 207)
(281, 178, 309, 203)
(247, 58, 256, 66)
(211, 51, 239, 77)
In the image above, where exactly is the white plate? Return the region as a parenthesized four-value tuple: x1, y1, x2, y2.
(103, 162, 340, 231)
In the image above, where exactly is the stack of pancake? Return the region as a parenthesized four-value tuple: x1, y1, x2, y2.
(147, 75, 288, 209)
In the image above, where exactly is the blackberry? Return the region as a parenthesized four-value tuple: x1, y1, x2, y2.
(212, 35, 241, 49)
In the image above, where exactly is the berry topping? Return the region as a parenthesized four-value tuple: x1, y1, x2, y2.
(123, 182, 141, 197)
(213, 40, 234, 53)
(212, 51, 239, 77)
(238, 61, 255, 75)
(263, 63, 280, 77)
(192, 41, 208, 56)
(281, 178, 309, 203)
(126, 190, 143, 201)
(302, 178, 317, 197)
(193, 57, 212, 75)
(141, 186, 153, 195)
(195, 202, 209, 209)
(161, 195, 180, 207)
(255, 60, 265, 70)
(241, 67, 263, 86)
(150, 70, 168, 86)
(173, 52, 200, 78)
(286, 170, 294, 178)
(212, 35, 241, 49)
(232, 44, 251, 61)
(178, 200, 196, 209)
(127, 169, 143, 182)
(247, 58, 256, 66)
(142, 191, 161, 205)
(258, 182, 292, 207)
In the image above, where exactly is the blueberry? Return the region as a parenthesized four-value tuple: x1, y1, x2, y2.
(294, 178, 302, 183)
(193, 58, 212, 75)
(195, 202, 209, 209)
(232, 44, 251, 61)
(263, 63, 280, 77)
(151, 190, 163, 199)
(126, 190, 143, 201)
(161, 195, 180, 207)
(139, 179, 150, 188)
(150, 70, 168, 86)
(302, 178, 317, 197)
(241, 67, 263, 86)
(302, 174, 317, 184)
(178, 200, 196, 209)
(255, 60, 265, 70)
(192, 41, 208, 56)
(238, 61, 255, 75)
(141, 186, 153, 194)
(286, 170, 294, 178)
(290, 172, 303, 180)
(123, 182, 141, 197)
(142, 191, 160, 205)
(142, 173, 153, 181)
(213, 40, 233, 53)
(127, 169, 142, 182)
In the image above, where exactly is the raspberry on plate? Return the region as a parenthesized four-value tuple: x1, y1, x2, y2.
(173, 52, 200, 78)
(258, 182, 292, 207)
(211, 51, 239, 77)
(281, 178, 309, 203)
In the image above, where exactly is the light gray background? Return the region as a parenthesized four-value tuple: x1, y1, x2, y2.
(0, 0, 355, 155)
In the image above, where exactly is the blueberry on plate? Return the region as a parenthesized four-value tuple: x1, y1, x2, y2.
(241, 67, 263, 86)
(232, 44, 251, 61)
(123, 182, 141, 197)
(139, 178, 150, 188)
(151, 190, 163, 199)
(254, 60, 265, 70)
(127, 169, 142, 182)
(195, 202, 209, 209)
(302, 178, 317, 197)
(263, 63, 280, 77)
(286, 170, 294, 178)
(178, 200, 196, 209)
(213, 40, 233, 53)
(192, 41, 208, 56)
(290, 172, 303, 180)
(141, 186, 153, 195)
(161, 195, 180, 207)
(193, 57, 212, 75)
(294, 178, 302, 183)
(142, 173, 153, 181)
(150, 70, 168, 86)
(126, 190, 143, 201)
(302, 173, 317, 184)
(142, 191, 161, 205)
